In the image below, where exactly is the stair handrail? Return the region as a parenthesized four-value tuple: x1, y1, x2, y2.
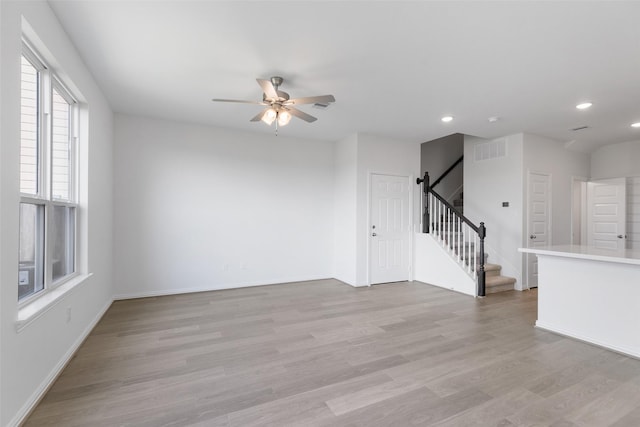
(430, 155, 463, 189)
(416, 171, 486, 297)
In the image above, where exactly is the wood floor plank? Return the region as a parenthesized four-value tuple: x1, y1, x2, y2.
(325, 377, 424, 416)
(23, 280, 640, 426)
(505, 374, 622, 425)
(567, 381, 640, 426)
(432, 387, 544, 427)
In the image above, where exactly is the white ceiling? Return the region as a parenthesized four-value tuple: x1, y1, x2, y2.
(48, 1, 640, 152)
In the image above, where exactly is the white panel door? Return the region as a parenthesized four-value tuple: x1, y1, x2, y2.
(587, 178, 626, 249)
(370, 174, 411, 285)
(527, 172, 551, 288)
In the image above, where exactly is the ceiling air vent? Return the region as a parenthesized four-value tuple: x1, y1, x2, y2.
(312, 102, 330, 109)
(571, 125, 589, 131)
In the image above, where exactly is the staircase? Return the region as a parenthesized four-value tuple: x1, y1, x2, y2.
(484, 263, 516, 294)
(446, 192, 516, 295)
(418, 169, 518, 296)
(440, 227, 516, 295)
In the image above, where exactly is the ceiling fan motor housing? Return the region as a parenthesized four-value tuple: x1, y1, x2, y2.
(263, 91, 290, 103)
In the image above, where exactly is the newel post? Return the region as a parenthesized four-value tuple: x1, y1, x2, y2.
(478, 222, 486, 297)
(416, 172, 430, 233)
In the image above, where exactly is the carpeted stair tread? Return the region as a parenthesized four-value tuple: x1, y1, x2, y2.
(485, 274, 517, 294)
(484, 263, 502, 277)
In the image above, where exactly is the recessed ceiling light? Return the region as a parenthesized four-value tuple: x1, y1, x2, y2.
(576, 102, 593, 110)
(632, 122, 640, 128)
(488, 116, 499, 123)
(441, 115, 454, 123)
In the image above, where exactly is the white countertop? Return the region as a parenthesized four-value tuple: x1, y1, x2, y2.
(518, 244, 640, 266)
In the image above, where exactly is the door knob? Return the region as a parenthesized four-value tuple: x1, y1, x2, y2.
(530, 235, 537, 239)
(617, 235, 623, 239)
(372, 233, 377, 237)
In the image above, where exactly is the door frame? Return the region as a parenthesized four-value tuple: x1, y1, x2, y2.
(571, 175, 588, 245)
(525, 170, 552, 289)
(366, 171, 414, 287)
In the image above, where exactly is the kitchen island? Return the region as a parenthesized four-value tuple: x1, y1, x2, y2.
(519, 245, 640, 358)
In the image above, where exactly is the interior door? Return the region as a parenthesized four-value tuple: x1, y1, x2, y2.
(527, 172, 551, 288)
(369, 174, 411, 285)
(587, 178, 626, 249)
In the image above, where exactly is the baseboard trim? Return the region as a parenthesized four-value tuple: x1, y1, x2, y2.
(9, 298, 113, 427)
(113, 276, 332, 300)
(535, 321, 640, 360)
(414, 279, 476, 297)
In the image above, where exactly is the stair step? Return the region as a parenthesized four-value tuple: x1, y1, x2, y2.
(484, 263, 501, 277)
(433, 231, 516, 295)
(485, 275, 516, 294)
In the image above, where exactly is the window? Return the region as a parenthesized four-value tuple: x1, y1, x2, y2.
(19, 43, 79, 302)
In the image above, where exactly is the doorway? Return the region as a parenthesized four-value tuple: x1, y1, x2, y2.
(571, 176, 588, 245)
(526, 171, 551, 288)
(369, 173, 412, 285)
(587, 178, 627, 249)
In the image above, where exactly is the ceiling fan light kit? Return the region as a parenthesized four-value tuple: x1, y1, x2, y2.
(260, 107, 292, 127)
(213, 76, 335, 134)
(277, 109, 292, 126)
(261, 108, 277, 125)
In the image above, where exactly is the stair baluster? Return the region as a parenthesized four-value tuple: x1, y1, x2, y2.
(417, 172, 486, 297)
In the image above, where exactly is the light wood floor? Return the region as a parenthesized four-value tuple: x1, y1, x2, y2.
(25, 280, 640, 426)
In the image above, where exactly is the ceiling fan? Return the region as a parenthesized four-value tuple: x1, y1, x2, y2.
(212, 76, 335, 129)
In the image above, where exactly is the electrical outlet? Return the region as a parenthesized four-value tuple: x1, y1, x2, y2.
(66, 307, 72, 323)
(19, 271, 29, 285)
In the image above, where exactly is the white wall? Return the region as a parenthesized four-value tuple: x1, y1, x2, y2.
(523, 133, 590, 246)
(354, 133, 421, 286)
(464, 133, 590, 290)
(1, 2, 114, 425)
(590, 140, 640, 179)
(591, 140, 640, 249)
(420, 133, 464, 202)
(114, 114, 334, 298)
(331, 133, 420, 287)
(332, 134, 358, 285)
(0, 1, 5, 421)
(464, 134, 524, 286)
(414, 234, 476, 296)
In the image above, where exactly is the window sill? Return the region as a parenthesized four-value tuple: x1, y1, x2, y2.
(16, 273, 93, 333)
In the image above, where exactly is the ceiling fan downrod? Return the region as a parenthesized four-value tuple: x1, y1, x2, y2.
(270, 76, 284, 91)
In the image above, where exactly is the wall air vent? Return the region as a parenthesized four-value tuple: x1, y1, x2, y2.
(474, 137, 507, 161)
(571, 125, 589, 131)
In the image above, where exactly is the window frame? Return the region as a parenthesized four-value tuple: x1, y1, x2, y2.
(19, 41, 80, 306)
(51, 77, 77, 203)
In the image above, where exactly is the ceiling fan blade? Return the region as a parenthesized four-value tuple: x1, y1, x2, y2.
(212, 98, 265, 104)
(257, 79, 278, 100)
(285, 95, 335, 106)
(250, 109, 269, 122)
(288, 107, 317, 123)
